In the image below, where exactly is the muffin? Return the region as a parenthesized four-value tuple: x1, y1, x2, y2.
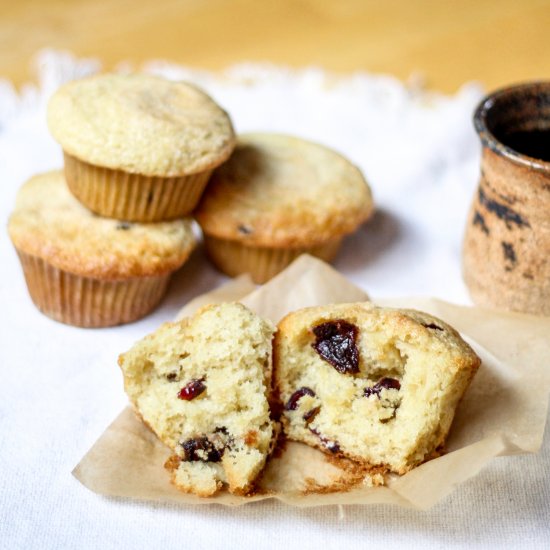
(47, 73, 235, 222)
(273, 302, 480, 474)
(118, 302, 276, 497)
(194, 133, 373, 283)
(8, 171, 196, 327)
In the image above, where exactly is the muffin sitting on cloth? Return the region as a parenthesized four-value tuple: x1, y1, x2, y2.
(47, 73, 235, 222)
(194, 133, 374, 283)
(8, 171, 196, 327)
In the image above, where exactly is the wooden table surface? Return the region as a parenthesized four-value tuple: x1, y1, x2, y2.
(1, 0, 550, 92)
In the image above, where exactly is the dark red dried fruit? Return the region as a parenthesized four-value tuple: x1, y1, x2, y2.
(177, 378, 206, 401)
(312, 320, 359, 374)
(238, 224, 253, 235)
(378, 377, 401, 390)
(181, 437, 223, 462)
(309, 427, 340, 453)
(422, 322, 443, 331)
(285, 387, 315, 411)
(364, 377, 401, 398)
(303, 406, 320, 424)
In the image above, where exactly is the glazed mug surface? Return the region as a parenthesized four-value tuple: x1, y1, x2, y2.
(463, 82, 550, 316)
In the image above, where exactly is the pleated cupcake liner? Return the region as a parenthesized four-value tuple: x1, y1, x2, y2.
(203, 235, 342, 284)
(17, 251, 171, 327)
(64, 153, 212, 222)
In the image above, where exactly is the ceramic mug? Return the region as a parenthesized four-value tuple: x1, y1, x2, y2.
(463, 82, 550, 316)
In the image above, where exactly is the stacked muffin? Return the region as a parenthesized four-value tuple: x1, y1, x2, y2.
(8, 74, 235, 327)
(8, 72, 374, 326)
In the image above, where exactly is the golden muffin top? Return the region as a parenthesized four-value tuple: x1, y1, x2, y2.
(8, 171, 196, 279)
(47, 73, 235, 177)
(195, 133, 374, 247)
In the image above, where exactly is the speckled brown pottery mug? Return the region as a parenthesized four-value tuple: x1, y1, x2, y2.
(463, 82, 550, 316)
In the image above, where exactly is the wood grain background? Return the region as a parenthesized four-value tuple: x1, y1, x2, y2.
(1, 0, 550, 92)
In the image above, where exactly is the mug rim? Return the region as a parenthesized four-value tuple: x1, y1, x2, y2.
(474, 81, 550, 171)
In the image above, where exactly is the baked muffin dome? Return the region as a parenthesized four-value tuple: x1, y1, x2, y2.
(8, 171, 195, 279)
(195, 133, 373, 247)
(47, 73, 235, 177)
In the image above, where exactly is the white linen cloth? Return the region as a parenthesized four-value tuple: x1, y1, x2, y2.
(0, 50, 548, 549)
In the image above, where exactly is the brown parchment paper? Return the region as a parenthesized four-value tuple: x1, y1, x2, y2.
(73, 255, 550, 510)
